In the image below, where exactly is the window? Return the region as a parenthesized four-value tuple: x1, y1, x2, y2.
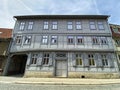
(100, 37, 107, 44)
(42, 36, 48, 44)
(90, 21, 96, 30)
(19, 22, 25, 30)
(76, 21, 82, 30)
(51, 36, 57, 44)
(68, 36, 74, 44)
(101, 54, 108, 66)
(24, 35, 32, 44)
(31, 54, 38, 64)
(27, 22, 33, 30)
(52, 21, 57, 30)
(98, 21, 104, 30)
(76, 54, 83, 65)
(43, 53, 49, 65)
(43, 21, 49, 30)
(15, 35, 22, 44)
(77, 36, 84, 44)
(56, 53, 66, 58)
(92, 37, 99, 44)
(88, 54, 95, 66)
(67, 21, 73, 30)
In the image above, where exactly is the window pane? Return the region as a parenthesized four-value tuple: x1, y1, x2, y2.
(24, 36, 32, 44)
(90, 21, 96, 30)
(44, 21, 49, 29)
(52, 21, 57, 30)
(19, 22, 25, 30)
(51, 36, 57, 44)
(68, 36, 74, 44)
(42, 36, 48, 44)
(43, 53, 49, 65)
(67, 21, 73, 30)
(28, 22, 33, 30)
(15, 35, 22, 44)
(98, 22, 104, 30)
(76, 21, 82, 30)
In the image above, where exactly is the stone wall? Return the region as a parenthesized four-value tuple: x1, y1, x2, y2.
(24, 71, 53, 78)
(68, 72, 120, 79)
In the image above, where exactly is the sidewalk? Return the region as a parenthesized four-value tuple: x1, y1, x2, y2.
(0, 76, 120, 85)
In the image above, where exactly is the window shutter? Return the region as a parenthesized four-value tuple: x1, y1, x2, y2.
(37, 54, 43, 66)
(83, 53, 89, 67)
(26, 53, 31, 66)
(97, 54, 103, 67)
(107, 53, 114, 68)
(72, 53, 76, 66)
(49, 54, 53, 66)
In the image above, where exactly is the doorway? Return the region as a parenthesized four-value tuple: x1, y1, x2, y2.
(7, 54, 27, 76)
(55, 60, 67, 77)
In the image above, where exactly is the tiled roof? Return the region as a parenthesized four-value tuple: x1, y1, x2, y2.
(0, 28, 12, 39)
(110, 24, 120, 38)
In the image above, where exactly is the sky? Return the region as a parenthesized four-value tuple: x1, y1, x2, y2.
(0, 0, 120, 28)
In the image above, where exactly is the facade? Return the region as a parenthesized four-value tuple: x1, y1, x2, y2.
(3, 15, 119, 78)
(0, 28, 12, 75)
(110, 24, 120, 71)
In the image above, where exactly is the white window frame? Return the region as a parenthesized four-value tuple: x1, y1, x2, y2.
(52, 21, 57, 30)
(76, 21, 82, 30)
(31, 54, 38, 65)
(98, 21, 104, 30)
(43, 21, 49, 30)
(42, 36, 48, 44)
(15, 35, 22, 44)
(90, 21, 96, 30)
(77, 36, 84, 44)
(51, 35, 57, 44)
(19, 22, 25, 30)
(67, 36, 74, 44)
(23, 35, 32, 45)
(76, 53, 83, 66)
(100, 37, 107, 45)
(92, 36, 99, 44)
(88, 54, 95, 66)
(67, 21, 73, 30)
(27, 22, 34, 30)
(101, 54, 108, 66)
(42, 53, 50, 65)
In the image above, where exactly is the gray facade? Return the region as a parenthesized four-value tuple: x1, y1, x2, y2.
(4, 15, 119, 78)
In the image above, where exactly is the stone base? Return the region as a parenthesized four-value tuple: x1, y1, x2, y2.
(68, 72, 120, 79)
(24, 71, 53, 78)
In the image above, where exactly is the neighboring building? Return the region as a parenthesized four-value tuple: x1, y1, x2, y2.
(110, 24, 120, 71)
(0, 28, 12, 75)
(3, 15, 119, 78)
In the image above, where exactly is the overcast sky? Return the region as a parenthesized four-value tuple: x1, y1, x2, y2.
(0, 0, 120, 28)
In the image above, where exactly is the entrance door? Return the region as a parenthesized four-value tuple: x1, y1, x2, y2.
(55, 60, 67, 77)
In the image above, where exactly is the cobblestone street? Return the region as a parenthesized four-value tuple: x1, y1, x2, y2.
(0, 83, 120, 90)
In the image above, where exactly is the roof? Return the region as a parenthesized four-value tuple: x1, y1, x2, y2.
(14, 15, 109, 20)
(0, 28, 12, 39)
(110, 24, 120, 38)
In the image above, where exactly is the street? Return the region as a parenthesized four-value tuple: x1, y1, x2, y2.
(0, 83, 120, 90)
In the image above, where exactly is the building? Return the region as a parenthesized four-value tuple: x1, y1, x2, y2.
(3, 15, 119, 78)
(110, 24, 120, 71)
(0, 28, 12, 75)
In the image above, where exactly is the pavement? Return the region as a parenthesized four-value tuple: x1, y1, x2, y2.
(1, 76, 120, 85)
